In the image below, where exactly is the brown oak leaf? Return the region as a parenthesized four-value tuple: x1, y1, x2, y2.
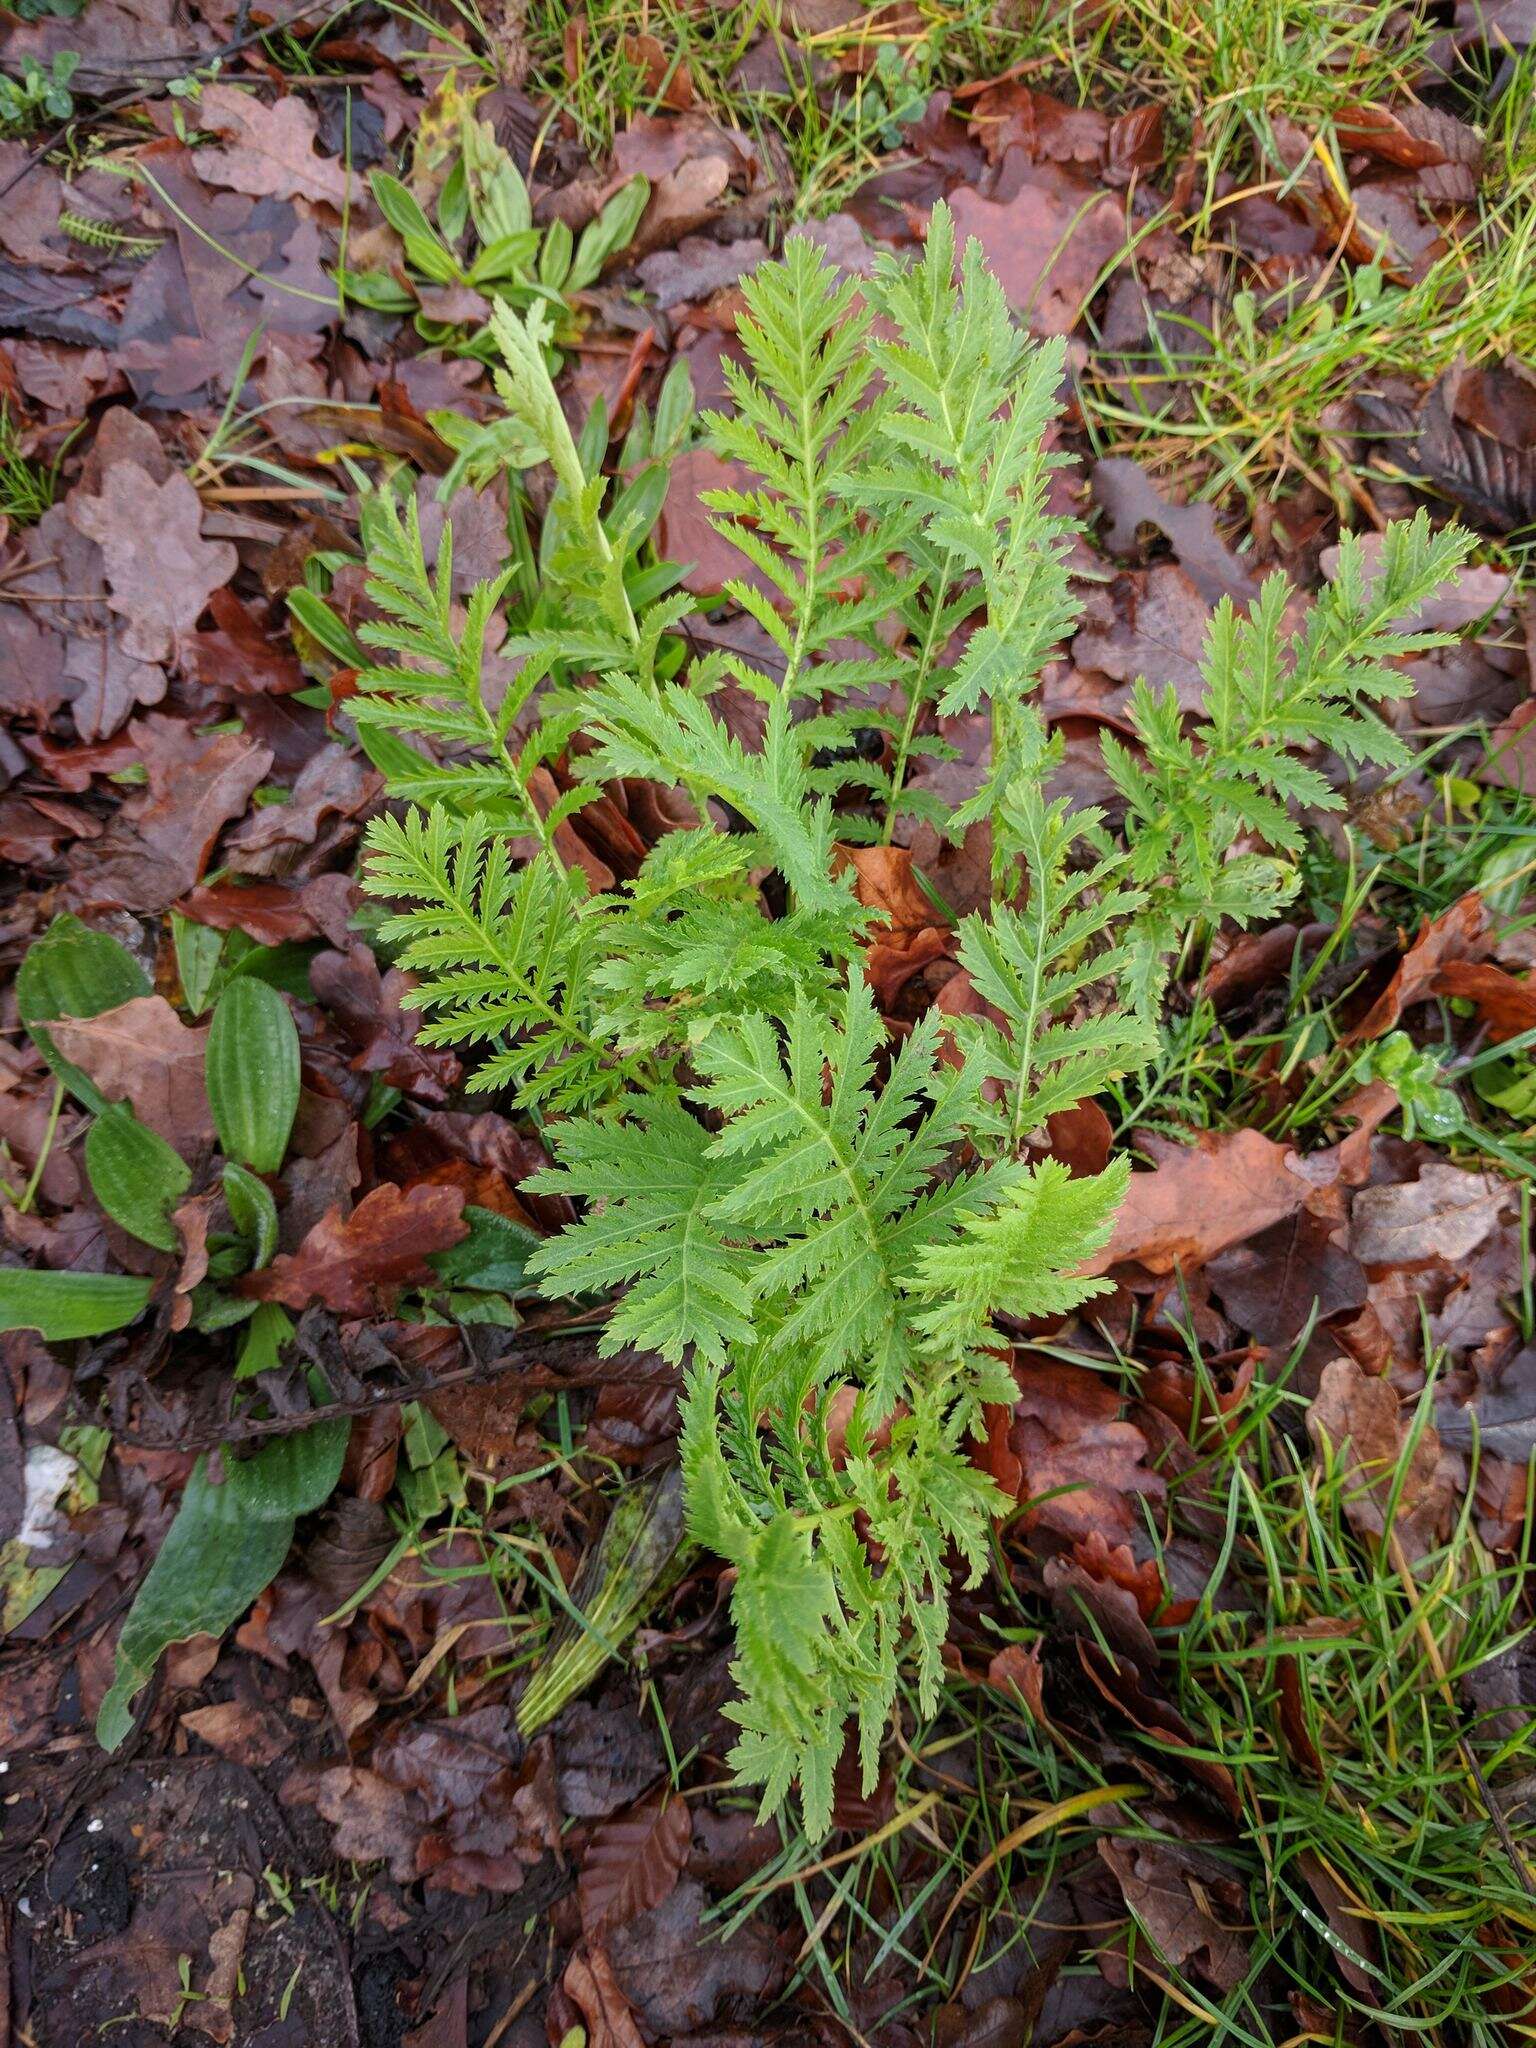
(1344, 889, 1489, 1043)
(1098, 1837, 1251, 1991)
(1306, 1354, 1458, 1561)
(69, 465, 238, 665)
(190, 84, 363, 208)
(63, 715, 273, 915)
(240, 1182, 468, 1314)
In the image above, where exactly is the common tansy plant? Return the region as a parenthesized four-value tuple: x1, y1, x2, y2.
(354, 204, 1472, 1834)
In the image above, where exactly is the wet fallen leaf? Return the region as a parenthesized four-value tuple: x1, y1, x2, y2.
(1349, 1163, 1513, 1266)
(223, 745, 381, 875)
(1437, 1346, 1536, 1464)
(1307, 1355, 1457, 1562)
(309, 942, 462, 1104)
(1344, 890, 1489, 1043)
(240, 1182, 468, 1314)
(1000, 1355, 1163, 1543)
(1207, 1208, 1368, 1347)
(308, 1764, 423, 1881)
(1097, 1837, 1251, 1991)
(63, 715, 273, 916)
(1085, 1128, 1324, 1276)
(69, 465, 238, 665)
(561, 1947, 646, 2048)
(1433, 958, 1536, 1041)
(949, 164, 1126, 336)
(580, 1788, 692, 1938)
(1091, 457, 1260, 605)
(190, 83, 363, 208)
(180, 1697, 294, 1767)
(48, 996, 213, 1154)
(605, 1880, 788, 2035)
(1072, 563, 1212, 709)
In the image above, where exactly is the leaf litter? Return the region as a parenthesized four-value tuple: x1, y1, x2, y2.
(0, 4, 1535, 2045)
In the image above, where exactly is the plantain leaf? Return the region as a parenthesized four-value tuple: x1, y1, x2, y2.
(222, 1160, 279, 1268)
(206, 979, 301, 1174)
(370, 169, 439, 248)
(171, 912, 224, 1016)
(0, 1267, 153, 1340)
(96, 1455, 293, 1751)
(287, 585, 368, 668)
(222, 1416, 349, 1519)
(16, 916, 151, 1110)
(85, 1104, 192, 1252)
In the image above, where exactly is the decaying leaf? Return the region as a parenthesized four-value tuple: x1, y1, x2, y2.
(1345, 891, 1489, 1043)
(1306, 1355, 1457, 1561)
(69, 465, 238, 665)
(240, 1182, 468, 1313)
(49, 996, 214, 1154)
(579, 1788, 693, 1938)
(190, 84, 364, 208)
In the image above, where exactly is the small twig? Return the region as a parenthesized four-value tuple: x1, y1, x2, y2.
(108, 1326, 674, 1454)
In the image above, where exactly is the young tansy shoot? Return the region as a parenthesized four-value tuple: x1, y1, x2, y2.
(354, 204, 1473, 1836)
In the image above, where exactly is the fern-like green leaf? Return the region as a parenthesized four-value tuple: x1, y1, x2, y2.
(527, 1101, 752, 1365)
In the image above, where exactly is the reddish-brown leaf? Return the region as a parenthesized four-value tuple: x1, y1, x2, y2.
(561, 1946, 646, 2048)
(986, 1641, 1047, 1721)
(309, 942, 461, 1104)
(63, 713, 273, 916)
(69, 463, 238, 665)
(1083, 1127, 1320, 1277)
(1433, 957, 1536, 1040)
(1345, 890, 1489, 1043)
(190, 83, 363, 208)
(948, 165, 1126, 336)
(49, 995, 214, 1155)
(240, 1182, 468, 1314)
(1097, 1837, 1252, 1991)
(580, 1789, 693, 1939)
(1306, 1355, 1458, 1562)
(1087, 1088, 1395, 1280)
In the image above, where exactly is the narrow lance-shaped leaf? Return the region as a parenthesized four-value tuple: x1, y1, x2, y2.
(0, 1268, 153, 1341)
(85, 1104, 191, 1253)
(206, 978, 301, 1174)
